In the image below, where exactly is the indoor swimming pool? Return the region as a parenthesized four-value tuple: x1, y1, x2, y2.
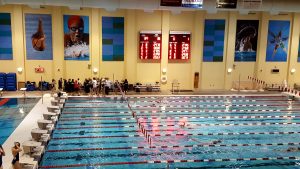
(0, 97, 40, 144)
(40, 95, 300, 169)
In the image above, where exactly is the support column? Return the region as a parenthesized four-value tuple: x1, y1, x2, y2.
(91, 8, 100, 78)
(13, 5, 26, 82)
(125, 10, 137, 83)
(52, 6, 64, 81)
(160, 11, 170, 91)
(287, 13, 299, 85)
(192, 11, 204, 91)
(224, 12, 236, 90)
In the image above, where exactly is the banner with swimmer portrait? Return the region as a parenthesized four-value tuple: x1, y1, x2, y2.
(63, 15, 89, 61)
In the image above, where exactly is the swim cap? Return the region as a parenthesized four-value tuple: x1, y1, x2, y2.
(68, 15, 84, 28)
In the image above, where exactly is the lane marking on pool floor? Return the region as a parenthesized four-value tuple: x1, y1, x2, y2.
(59, 117, 136, 121)
(64, 106, 128, 108)
(51, 131, 300, 140)
(39, 156, 299, 168)
(52, 135, 144, 140)
(63, 111, 131, 114)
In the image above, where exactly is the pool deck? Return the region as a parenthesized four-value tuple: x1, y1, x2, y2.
(2, 94, 52, 169)
(0, 89, 296, 169)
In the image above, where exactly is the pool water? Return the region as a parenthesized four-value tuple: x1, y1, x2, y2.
(40, 95, 300, 169)
(0, 98, 40, 144)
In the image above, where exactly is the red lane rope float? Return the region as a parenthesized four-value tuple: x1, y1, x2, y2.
(0, 98, 9, 106)
(136, 115, 300, 120)
(128, 102, 152, 145)
(46, 142, 300, 152)
(39, 156, 299, 168)
(135, 109, 300, 113)
(149, 131, 300, 137)
(145, 122, 300, 128)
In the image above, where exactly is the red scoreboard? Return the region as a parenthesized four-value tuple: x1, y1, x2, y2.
(168, 31, 191, 60)
(139, 31, 162, 60)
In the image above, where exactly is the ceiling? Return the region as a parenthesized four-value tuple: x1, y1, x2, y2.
(1, 0, 300, 14)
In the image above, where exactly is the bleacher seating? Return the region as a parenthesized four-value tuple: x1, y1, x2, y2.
(0, 72, 6, 90)
(6, 72, 17, 91)
(134, 83, 160, 92)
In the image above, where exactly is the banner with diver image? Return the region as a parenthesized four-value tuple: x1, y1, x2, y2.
(0, 13, 13, 60)
(25, 14, 52, 60)
(63, 15, 89, 61)
(266, 20, 290, 62)
(234, 20, 259, 62)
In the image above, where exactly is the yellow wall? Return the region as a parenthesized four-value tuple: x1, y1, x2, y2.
(0, 5, 300, 91)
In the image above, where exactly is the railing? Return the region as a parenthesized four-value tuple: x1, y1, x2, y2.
(115, 81, 126, 100)
(117, 81, 152, 145)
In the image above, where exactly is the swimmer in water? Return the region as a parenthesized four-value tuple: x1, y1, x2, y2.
(179, 122, 186, 128)
(189, 137, 222, 145)
(286, 147, 300, 152)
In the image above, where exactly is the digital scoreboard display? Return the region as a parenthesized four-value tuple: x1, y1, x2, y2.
(161, 0, 203, 8)
(139, 31, 162, 60)
(168, 31, 190, 60)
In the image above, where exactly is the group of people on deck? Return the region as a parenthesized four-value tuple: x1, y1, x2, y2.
(53, 77, 129, 96)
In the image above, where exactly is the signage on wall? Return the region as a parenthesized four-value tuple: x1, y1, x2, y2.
(160, 0, 182, 6)
(168, 31, 191, 60)
(241, 0, 262, 9)
(139, 31, 162, 60)
(216, 0, 237, 8)
(35, 67, 45, 73)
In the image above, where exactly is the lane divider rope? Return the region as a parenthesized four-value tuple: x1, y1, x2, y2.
(39, 156, 299, 168)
